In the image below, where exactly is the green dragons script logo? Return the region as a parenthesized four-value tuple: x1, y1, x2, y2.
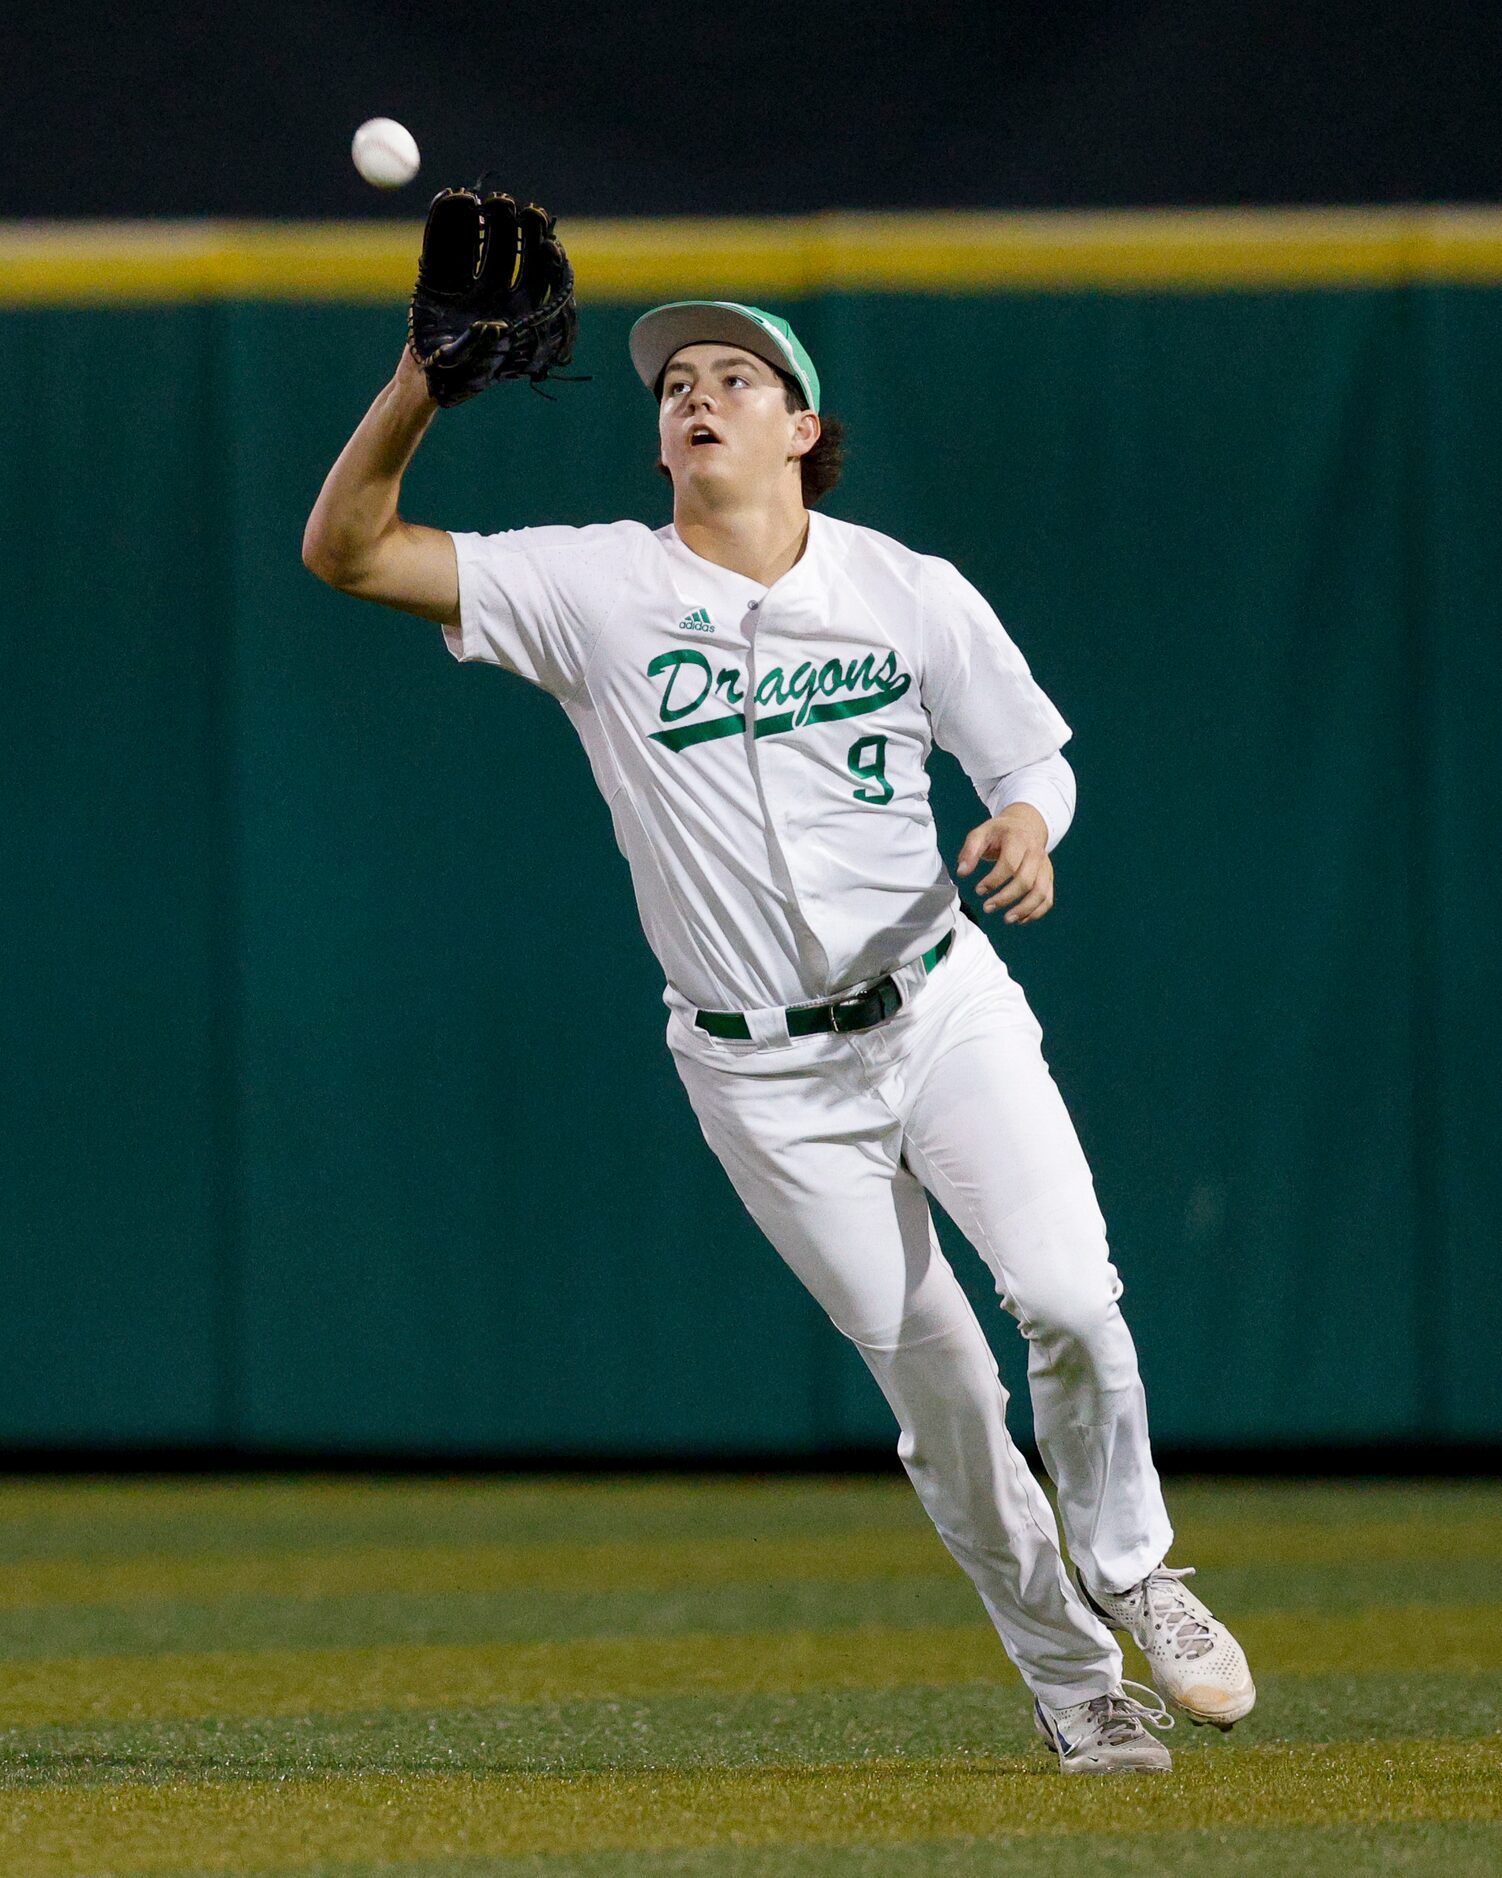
(645, 648, 911, 753)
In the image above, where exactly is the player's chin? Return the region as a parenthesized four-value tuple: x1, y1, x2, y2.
(676, 458, 738, 495)
(678, 448, 732, 475)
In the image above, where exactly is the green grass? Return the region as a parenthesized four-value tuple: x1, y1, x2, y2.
(0, 1476, 1497, 1876)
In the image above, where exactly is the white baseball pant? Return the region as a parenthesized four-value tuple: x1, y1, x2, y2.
(667, 911, 1174, 1708)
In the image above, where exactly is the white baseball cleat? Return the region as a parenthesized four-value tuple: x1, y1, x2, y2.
(1033, 1679, 1175, 1774)
(1079, 1564, 1256, 1729)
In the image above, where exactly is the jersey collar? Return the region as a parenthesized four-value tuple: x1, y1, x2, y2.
(662, 508, 826, 600)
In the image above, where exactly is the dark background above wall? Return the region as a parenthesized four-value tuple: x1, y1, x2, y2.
(4, 0, 1499, 220)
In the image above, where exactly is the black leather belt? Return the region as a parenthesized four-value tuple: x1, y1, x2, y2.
(695, 925, 956, 1041)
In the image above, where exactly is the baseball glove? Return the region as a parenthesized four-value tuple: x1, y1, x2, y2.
(407, 185, 578, 407)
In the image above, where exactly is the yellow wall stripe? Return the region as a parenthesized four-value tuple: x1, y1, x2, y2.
(3, 207, 1502, 304)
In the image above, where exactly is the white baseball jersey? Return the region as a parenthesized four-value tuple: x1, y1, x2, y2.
(444, 509, 1072, 1024)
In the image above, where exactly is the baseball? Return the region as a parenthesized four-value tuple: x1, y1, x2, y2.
(351, 118, 420, 190)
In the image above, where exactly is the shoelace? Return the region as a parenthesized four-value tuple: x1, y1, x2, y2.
(1143, 1565, 1214, 1659)
(1069, 1679, 1175, 1748)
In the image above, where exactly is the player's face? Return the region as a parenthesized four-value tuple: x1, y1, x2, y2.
(658, 345, 817, 503)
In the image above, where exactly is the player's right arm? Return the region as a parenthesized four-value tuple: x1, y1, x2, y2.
(301, 345, 459, 627)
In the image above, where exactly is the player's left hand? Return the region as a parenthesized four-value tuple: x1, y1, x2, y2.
(956, 805, 1054, 923)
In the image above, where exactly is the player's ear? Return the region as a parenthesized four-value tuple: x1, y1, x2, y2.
(789, 409, 821, 461)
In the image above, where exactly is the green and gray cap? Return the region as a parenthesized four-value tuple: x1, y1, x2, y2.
(628, 301, 821, 413)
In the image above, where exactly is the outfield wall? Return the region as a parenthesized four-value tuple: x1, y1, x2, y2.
(2, 211, 1499, 1456)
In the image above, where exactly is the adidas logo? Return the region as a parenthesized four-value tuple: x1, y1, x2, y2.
(676, 607, 714, 633)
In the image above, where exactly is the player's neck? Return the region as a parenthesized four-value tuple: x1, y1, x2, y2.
(671, 495, 811, 589)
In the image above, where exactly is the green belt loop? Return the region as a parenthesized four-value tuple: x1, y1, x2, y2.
(695, 924, 955, 1043)
(695, 1009, 754, 1040)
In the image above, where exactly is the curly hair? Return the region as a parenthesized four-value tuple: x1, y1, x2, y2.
(655, 368, 846, 506)
(779, 373, 846, 506)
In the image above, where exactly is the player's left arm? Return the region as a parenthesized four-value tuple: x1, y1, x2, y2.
(919, 556, 1076, 925)
(956, 749, 1077, 924)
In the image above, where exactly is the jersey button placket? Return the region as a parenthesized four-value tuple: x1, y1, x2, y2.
(743, 607, 824, 981)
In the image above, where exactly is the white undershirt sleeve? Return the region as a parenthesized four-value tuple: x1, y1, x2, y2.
(978, 749, 1077, 853)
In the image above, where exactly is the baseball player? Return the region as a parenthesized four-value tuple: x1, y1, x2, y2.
(304, 269, 1256, 1772)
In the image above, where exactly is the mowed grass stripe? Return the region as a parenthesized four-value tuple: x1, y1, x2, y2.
(233, 1822, 1502, 1878)
(5, 1557, 1498, 1664)
(5, 1605, 1501, 1726)
(0, 1479, 930, 1557)
(5, 1671, 1500, 1791)
(0, 1743, 1498, 1875)
(3, 1514, 1501, 1609)
(0, 1479, 1495, 1566)
(0, 1625, 972, 1725)
(0, 1533, 965, 1609)
(0, 1579, 983, 1664)
(216, 1822, 1502, 1878)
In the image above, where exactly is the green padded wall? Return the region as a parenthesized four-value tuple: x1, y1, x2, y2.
(1, 285, 1496, 1454)
(0, 308, 230, 1442)
(1424, 288, 1502, 1440)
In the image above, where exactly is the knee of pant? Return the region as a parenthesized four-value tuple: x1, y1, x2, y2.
(1011, 1274, 1119, 1349)
(845, 1291, 985, 1356)
(986, 1184, 1122, 1347)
